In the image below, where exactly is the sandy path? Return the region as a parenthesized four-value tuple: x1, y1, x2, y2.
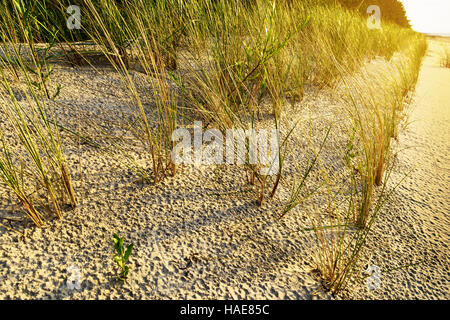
(401, 40, 450, 239)
(395, 39, 450, 292)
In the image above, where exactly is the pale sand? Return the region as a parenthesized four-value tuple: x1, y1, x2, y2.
(0, 40, 448, 299)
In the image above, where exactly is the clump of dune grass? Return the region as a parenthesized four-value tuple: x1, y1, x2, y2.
(166, 0, 312, 204)
(308, 167, 398, 294)
(310, 34, 427, 293)
(303, 109, 411, 294)
(0, 0, 77, 226)
(76, 0, 179, 183)
(282, 25, 426, 294)
(338, 33, 426, 227)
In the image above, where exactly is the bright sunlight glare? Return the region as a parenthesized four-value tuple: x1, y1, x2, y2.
(400, 0, 450, 35)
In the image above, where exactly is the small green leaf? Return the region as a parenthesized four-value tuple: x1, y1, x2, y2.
(113, 255, 122, 264)
(124, 243, 134, 262)
(118, 237, 124, 255)
(113, 234, 120, 251)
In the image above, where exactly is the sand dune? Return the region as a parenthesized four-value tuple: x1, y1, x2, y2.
(0, 39, 448, 300)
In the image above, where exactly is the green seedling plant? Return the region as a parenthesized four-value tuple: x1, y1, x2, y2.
(112, 234, 134, 281)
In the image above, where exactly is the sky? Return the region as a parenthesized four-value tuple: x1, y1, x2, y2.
(399, 0, 450, 35)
